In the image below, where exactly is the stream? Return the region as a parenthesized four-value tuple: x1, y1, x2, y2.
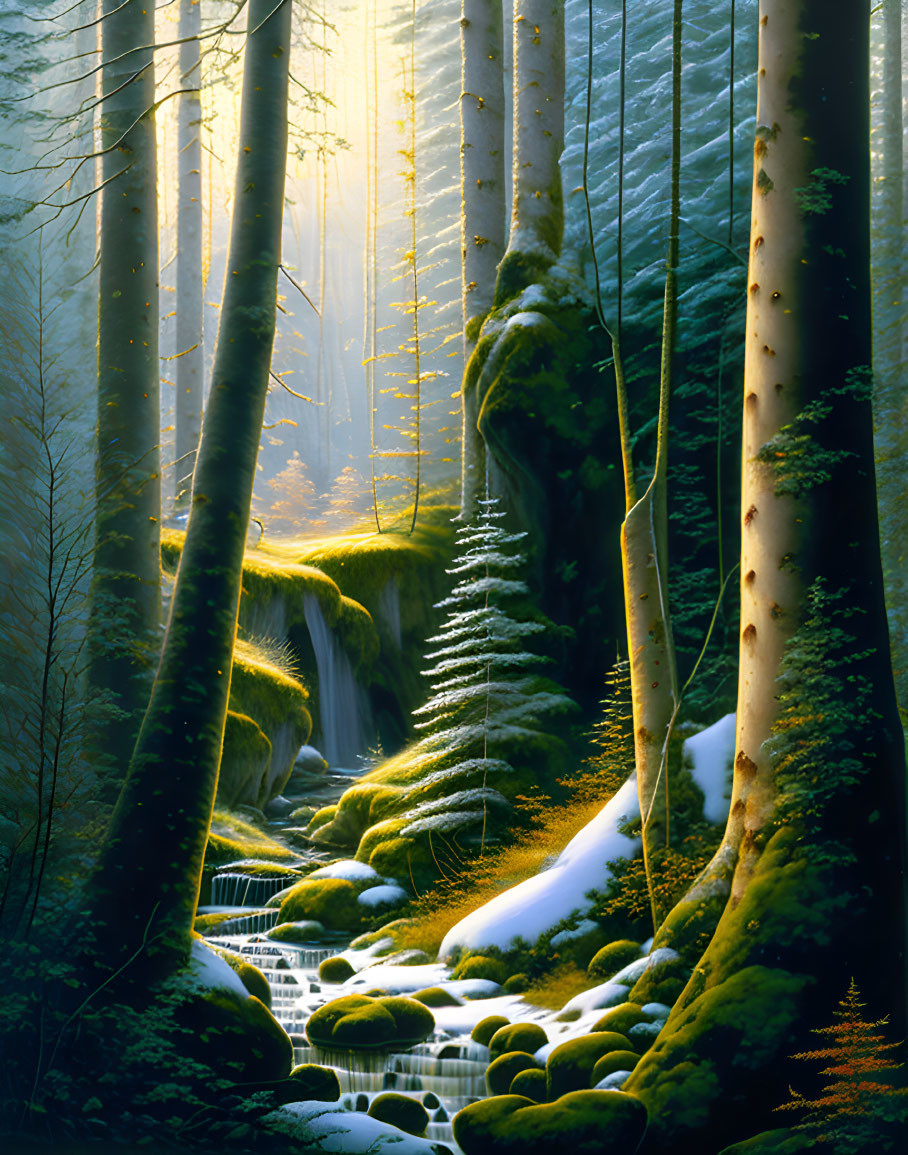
(196, 762, 484, 1153)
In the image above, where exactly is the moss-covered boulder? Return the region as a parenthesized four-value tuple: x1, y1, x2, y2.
(278, 877, 363, 931)
(318, 956, 355, 983)
(509, 1067, 547, 1102)
(590, 1050, 640, 1084)
(503, 973, 530, 993)
(177, 991, 292, 1084)
(412, 986, 461, 1008)
(488, 1022, 548, 1060)
(453, 1089, 648, 1155)
(268, 920, 325, 944)
(308, 783, 405, 849)
(487, 1051, 540, 1096)
(205, 810, 296, 870)
(587, 940, 642, 981)
(717, 1130, 815, 1155)
(367, 1092, 430, 1136)
(546, 1032, 632, 1099)
(305, 994, 434, 1050)
(472, 1015, 511, 1048)
(592, 1002, 650, 1037)
(626, 951, 689, 1007)
(453, 954, 509, 985)
(218, 711, 273, 810)
(272, 1063, 341, 1105)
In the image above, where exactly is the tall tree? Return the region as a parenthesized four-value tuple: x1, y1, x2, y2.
(174, 0, 204, 511)
(625, 3, 907, 1149)
(82, 0, 293, 983)
(90, 0, 162, 766)
(494, 0, 564, 301)
(458, 0, 506, 517)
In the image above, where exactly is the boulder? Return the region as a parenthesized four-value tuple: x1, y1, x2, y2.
(453, 1089, 648, 1155)
(318, 956, 356, 983)
(590, 1050, 640, 1084)
(592, 1002, 650, 1037)
(508, 1067, 547, 1102)
(278, 877, 363, 931)
(546, 1032, 632, 1099)
(453, 955, 509, 985)
(486, 1051, 540, 1096)
(367, 1092, 430, 1136)
(412, 986, 462, 1008)
(587, 940, 642, 981)
(305, 994, 434, 1049)
(471, 1015, 511, 1048)
(269, 920, 326, 944)
(488, 1022, 548, 1060)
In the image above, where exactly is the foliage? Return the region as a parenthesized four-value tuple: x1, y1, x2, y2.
(775, 979, 908, 1152)
(767, 579, 877, 862)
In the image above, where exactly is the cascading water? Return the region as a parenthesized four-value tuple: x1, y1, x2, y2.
(211, 871, 299, 907)
(303, 593, 370, 765)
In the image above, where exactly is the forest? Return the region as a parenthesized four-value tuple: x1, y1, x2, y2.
(0, 1, 905, 1153)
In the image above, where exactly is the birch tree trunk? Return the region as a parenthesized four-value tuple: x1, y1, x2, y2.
(175, 0, 204, 511)
(90, 0, 161, 767)
(82, 0, 292, 982)
(625, 3, 907, 1147)
(494, 0, 564, 302)
(459, 0, 506, 517)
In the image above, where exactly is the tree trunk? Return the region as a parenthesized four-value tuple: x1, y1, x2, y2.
(174, 0, 204, 512)
(493, 0, 564, 303)
(626, 3, 907, 1148)
(90, 0, 161, 768)
(458, 0, 506, 517)
(82, 0, 292, 983)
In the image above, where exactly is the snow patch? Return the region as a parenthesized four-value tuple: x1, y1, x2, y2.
(356, 884, 408, 909)
(267, 1102, 443, 1153)
(308, 859, 380, 883)
(186, 939, 249, 999)
(683, 712, 736, 824)
(439, 773, 641, 958)
(550, 918, 600, 948)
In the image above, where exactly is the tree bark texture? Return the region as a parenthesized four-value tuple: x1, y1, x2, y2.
(626, 4, 907, 1148)
(91, 0, 162, 763)
(175, 0, 204, 510)
(459, 0, 506, 517)
(494, 0, 564, 302)
(83, 0, 292, 982)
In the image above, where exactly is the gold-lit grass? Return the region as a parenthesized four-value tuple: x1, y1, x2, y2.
(521, 963, 592, 1010)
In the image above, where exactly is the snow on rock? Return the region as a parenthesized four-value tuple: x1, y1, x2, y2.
(550, 918, 600, 947)
(186, 939, 249, 999)
(346, 962, 449, 992)
(683, 712, 736, 824)
(559, 980, 629, 1018)
(356, 884, 408, 908)
(266, 1102, 444, 1153)
(595, 1071, 633, 1090)
(641, 1001, 672, 1021)
(308, 859, 381, 883)
(439, 774, 641, 959)
(609, 947, 680, 988)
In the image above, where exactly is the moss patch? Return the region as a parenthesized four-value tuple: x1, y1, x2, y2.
(318, 956, 355, 983)
(278, 877, 364, 932)
(472, 1015, 511, 1048)
(489, 1022, 548, 1061)
(305, 994, 434, 1050)
(509, 1067, 547, 1102)
(487, 1051, 540, 1096)
(587, 940, 642, 981)
(546, 1032, 632, 1099)
(590, 1050, 640, 1084)
(368, 1092, 430, 1136)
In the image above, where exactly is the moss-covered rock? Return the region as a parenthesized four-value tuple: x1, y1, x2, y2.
(205, 810, 296, 870)
(318, 956, 355, 983)
(546, 1032, 632, 1099)
(176, 990, 292, 1084)
(488, 1022, 548, 1060)
(590, 1050, 640, 1084)
(452, 1089, 648, 1155)
(587, 940, 642, 981)
(367, 1092, 430, 1136)
(305, 994, 434, 1049)
(236, 962, 272, 1008)
(717, 1130, 815, 1155)
(487, 1051, 541, 1096)
(509, 1067, 547, 1102)
(472, 1015, 511, 1048)
(453, 954, 509, 985)
(591, 1002, 650, 1037)
(412, 986, 461, 1007)
(268, 920, 326, 944)
(503, 973, 530, 993)
(278, 877, 363, 931)
(626, 952, 689, 1008)
(309, 783, 405, 849)
(263, 1063, 341, 1106)
(218, 711, 273, 810)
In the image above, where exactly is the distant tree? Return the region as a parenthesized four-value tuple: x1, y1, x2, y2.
(405, 497, 574, 849)
(264, 451, 320, 534)
(776, 979, 908, 1152)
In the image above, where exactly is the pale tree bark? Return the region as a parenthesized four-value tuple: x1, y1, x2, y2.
(458, 0, 506, 518)
(626, 3, 906, 1147)
(494, 0, 564, 302)
(90, 0, 161, 768)
(82, 0, 292, 983)
(175, 0, 204, 511)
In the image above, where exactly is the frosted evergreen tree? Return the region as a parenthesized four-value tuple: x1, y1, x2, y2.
(401, 497, 575, 848)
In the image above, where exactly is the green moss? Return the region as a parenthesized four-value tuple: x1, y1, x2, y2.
(176, 990, 292, 1084)
(268, 920, 325, 944)
(412, 986, 461, 1008)
(305, 994, 434, 1050)
(717, 1130, 815, 1154)
(306, 805, 337, 834)
(503, 973, 530, 993)
(509, 1067, 547, 1102)
(489, 1022, 548, 1060)
(205, 810, 296, 867)
(591, 1003, 649, 1037)
(472, 1015, 511, 1048)
(218, 711, 272, 809)
(337, 595, 380, 672)
(311, 783, 406, 848)
(278, 878, 363, 931)
(546, 1033, 632, 1099)
(285, 1063, 341, 1103)
(587, 940, 642, 980)
(318, 956, 355, 983)
(590, 1050, 640, 1084)
(487, 1051, 540, 1096)
(452, 1089, 648, 1155)
(368, 1092, 430, 1136)
(453, 954, 509, 985)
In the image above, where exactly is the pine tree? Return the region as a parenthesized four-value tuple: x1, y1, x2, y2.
(776, 979, 908, 1152)
(402, 497, 574, 848)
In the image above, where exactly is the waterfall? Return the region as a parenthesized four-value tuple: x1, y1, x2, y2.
(210, 871, 299, 907)
(376, 577, 402, 649)
(303, 594, 369, 766)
